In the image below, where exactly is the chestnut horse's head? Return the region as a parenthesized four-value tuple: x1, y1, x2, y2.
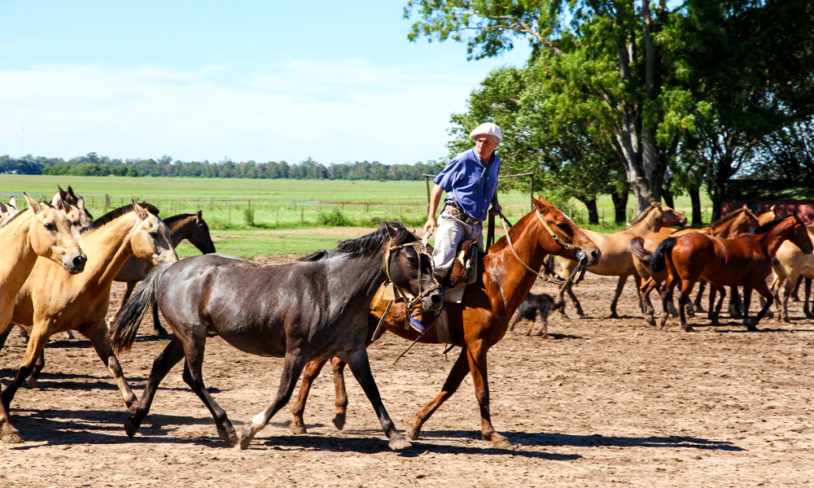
(532, 196, 600, 266)
(788, 215, 813, 254)
(710, 206, 760, 238)
(23, 194, 87, 274)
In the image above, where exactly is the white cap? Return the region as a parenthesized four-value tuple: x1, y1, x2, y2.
(469, 122, 502, 144)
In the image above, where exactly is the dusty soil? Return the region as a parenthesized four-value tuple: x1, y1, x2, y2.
(2, 266, 814, 487)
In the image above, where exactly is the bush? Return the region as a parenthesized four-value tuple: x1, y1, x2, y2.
(243, 206, 255, 227)
(317, 208, 352, 226)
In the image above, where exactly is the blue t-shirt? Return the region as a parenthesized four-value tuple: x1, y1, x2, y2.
(434, 148, 500, 221)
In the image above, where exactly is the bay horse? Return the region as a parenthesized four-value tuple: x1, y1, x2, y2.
(631, 206, 760, 324)
(652, 215, 812, 331)
(289, 196, 600, 449)
(114, 210, 216, 336)
(0, 195, 87, 443)
(554, 201, 686, 318)
(107, 222, 444, 450)
(0, 202, 177, 441)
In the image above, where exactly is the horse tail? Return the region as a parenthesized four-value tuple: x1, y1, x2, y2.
(630, 237, 652, 265)
(108, 261, 173, 353)
(650, 237, 676, 275)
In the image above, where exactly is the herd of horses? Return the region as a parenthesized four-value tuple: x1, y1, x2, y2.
(0, 186, 811, 452)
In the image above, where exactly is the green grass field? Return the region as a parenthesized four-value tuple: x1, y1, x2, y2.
(1, 174, 713, 257)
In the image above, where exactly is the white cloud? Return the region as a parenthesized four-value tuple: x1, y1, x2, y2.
(0, 60, 477, 164)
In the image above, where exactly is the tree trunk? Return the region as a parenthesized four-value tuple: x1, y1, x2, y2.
(662, 189, 674, 208)
(611, 189, 629, 224)
(688, 186, 703, 227)
(579, 197, 600, 225)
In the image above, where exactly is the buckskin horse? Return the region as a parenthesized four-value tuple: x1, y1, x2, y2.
(0, 202, 177, 440)
(0, 195, 86, 443)
(289, 196, 600, 449)
(553, 201, 686, 318)
(651, 215, 813, 331)
(108, 222, 444, 450)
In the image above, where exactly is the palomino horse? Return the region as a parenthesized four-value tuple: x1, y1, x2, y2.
(554, 201, 686, 318)
(0, 196, 86, 443)
(652, 215, 812, 331)
(0, 202, 177, 438)
(114, 210, 216, 335)
(108, 222, 444, 450)
(0, 196, 19, 224)
(289, 196, 601, 449)
(769, 227, 814, 321)
(631, 206, 760, 324)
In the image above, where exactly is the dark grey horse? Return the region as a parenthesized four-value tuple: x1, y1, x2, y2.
(108, 221, 443, 450)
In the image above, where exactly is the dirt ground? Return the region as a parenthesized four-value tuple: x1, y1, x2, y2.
(2, 262, 814, 487)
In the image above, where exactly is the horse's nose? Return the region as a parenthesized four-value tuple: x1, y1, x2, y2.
(424, 289, 445, 311)
(69, 253, 87, 274)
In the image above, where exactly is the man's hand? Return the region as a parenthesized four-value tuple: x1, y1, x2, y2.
(423, 217, 436, 238)
(489, 203, 502, 217)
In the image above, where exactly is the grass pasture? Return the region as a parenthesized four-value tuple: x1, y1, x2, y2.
(0, 174, 712, 257)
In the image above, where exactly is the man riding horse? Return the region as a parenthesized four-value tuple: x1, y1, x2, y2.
(419, 122, 503, 332)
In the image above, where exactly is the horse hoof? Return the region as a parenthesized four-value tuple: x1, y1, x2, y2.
(2, 430, 24, 444)
(389, 434, 411, 451)
(490, 435, 513, 450)
(683, 325, 694, 332)
(290, 422, 307, 435)
(25, 377, 38, 388)
(405, 424, 420, 441)
(332, 413, 346, 431)
(124, 416, 139, 438)
(238, 427, 253, 450)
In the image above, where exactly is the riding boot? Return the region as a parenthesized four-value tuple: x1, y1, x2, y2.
(409, 305, 426, 334)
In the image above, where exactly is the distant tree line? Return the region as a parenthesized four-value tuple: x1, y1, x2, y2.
(0, 154, 444, 181)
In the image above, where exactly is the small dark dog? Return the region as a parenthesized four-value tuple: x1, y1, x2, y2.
(509, 292, 564, 337)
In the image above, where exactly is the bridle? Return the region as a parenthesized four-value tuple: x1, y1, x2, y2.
(499, 210, 588, 285)
(382, 239, 441, 315)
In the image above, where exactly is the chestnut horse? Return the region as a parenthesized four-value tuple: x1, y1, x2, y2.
(108, 222, 444, 450)
(114, 210, 216, 335)
(289, 197, 601, 449)
(631, 206, 760, 324)
(554, 201, 686, 318)
(652, 215, 812, 331)
(0, 196, 87, 443)
(0, 202, 177, 440)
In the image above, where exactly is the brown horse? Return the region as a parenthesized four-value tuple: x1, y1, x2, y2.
(631, 206, 760, 324)
(554, 201, 686, 318)
(0, 202, 177, 440)
(0, 196, 87, 443)
(114, 210, 216, 335)
(652, 215, 812, 331)
(289, 196, 601, 449)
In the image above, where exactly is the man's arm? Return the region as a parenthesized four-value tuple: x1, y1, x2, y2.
(423, 184, 444, 237)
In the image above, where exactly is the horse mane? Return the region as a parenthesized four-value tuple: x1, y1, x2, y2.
(0, 207, 29, 229)
(299, 249, 328, 262)
(335, 221, 415, 257)
(626, 202, 658, 227)
(753, 216, 789, 234)
(163, 213, 195, 225)
(487, 211, 536, 253)
(709, 207, 752, 228)
(80, 202, 160, 235)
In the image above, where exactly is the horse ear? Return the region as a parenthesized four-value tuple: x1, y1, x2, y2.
(196, 210, 203, 221)
(133, 200, 149, 220)
(77, 196, 87, 211)
(0, 201, 7, 213)
(51, 190, 64, 208)
(8, 196, 16, 209)
(67, 185, 76, 197)
(24, 193, 42, 214)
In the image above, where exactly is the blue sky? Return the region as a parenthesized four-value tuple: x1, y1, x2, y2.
(0, 1, 530, 165)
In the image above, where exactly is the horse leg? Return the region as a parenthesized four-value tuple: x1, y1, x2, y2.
(640, 277, 657, 325)
(239, 352, 309, 449)
(609, 275, 627, 318)
(0, 325, 22, 443)
(407, 348, 471, 441)
(693, 281, 706, 313)
(182, 349, 239, 446)
(728, 286, 743, 319)
(125, 336, 186, 438)
(748, 283, 774, 331)
(781, 277, 795, 323)
(677, 280, 696, 332)
(1, 324, 52, 409)
(805, 278, 814, 318)
(343, 347, 410, 451)
(329, 357, 349, 430)
(26, 351, 46, 387)
(289, 358, 328, 434)
(81, 321, 138, 413)
(464, 342, 511, 449)
(565, 283, 584, 318)
(712, 285, 726, 325)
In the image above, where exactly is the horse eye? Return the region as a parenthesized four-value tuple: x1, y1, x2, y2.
(44, 222, 58, 232)
(407, 256, 418, 267)
(149, 231, 159, 239)
(556, 222, 572, 234)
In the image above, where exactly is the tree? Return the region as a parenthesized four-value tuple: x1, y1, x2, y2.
(405, 0, 698, 213)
